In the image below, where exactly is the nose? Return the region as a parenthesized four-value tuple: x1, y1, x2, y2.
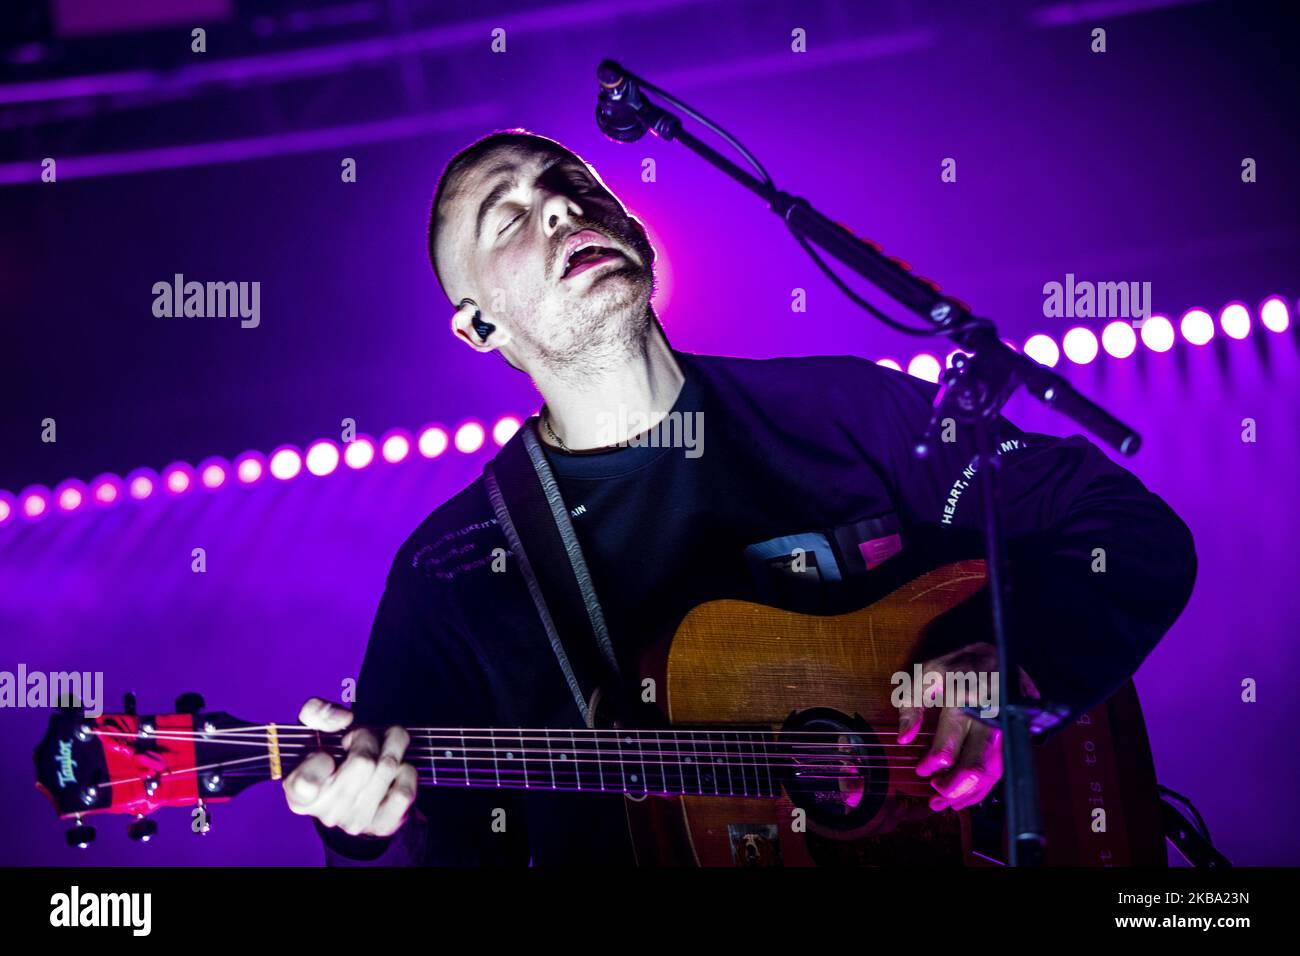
(541, 191, 582, 237)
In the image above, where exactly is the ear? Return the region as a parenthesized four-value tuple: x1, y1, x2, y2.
(450, 298, 511, 353)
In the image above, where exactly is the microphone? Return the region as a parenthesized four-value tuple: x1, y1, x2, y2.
(595, 60, 649, 142)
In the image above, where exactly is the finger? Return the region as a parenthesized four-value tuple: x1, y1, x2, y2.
(315, 728, 380, 828)
(298, 697, 355, 733)
(284, 751, 338, 814)
(897, 705, 924, 745)
(930, 723, 1003, 812)
(370, 764, 419, 838)
(915, 707, 971, 778)
(340, 726, 409, 835)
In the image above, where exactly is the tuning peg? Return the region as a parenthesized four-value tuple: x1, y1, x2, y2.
(123, 692, 137, 716)
(127, 816, 158, 843)
(66, 821, 96, 849)
(175, 692, 205, 714)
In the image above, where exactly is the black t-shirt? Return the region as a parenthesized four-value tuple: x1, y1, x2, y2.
(317, 350, 1196, 866)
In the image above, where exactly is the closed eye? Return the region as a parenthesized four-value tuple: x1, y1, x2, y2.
(497, 209, 523, 237)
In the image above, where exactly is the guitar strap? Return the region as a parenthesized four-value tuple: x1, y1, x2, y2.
(483, 417, 625, 728)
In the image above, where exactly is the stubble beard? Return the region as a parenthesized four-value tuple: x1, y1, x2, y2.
(522, 263, 656, 389)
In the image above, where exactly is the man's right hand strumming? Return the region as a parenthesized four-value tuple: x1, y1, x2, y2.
(283, 697, 418, 837)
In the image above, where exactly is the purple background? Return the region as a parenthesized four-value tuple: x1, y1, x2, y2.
(1, 0, 1297, 865)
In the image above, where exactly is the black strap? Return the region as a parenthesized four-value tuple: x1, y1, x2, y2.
(483, 418, 623, 727)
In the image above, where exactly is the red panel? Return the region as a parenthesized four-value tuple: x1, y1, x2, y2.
(97, 713, 200, 817)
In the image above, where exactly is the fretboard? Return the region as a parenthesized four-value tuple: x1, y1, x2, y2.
(301, 727, 786, 798)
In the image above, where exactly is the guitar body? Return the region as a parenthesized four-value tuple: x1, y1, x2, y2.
(624, 561, 1165, 867)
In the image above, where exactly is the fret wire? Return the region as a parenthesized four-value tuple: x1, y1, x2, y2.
(518, 729, 531, 789)
(761, 731, 774, 797)
(670, 728, 681, 796)
(651, 726, 665, 793)
(544, 729, 556, 789)
(632, 732, 647, 794)
(595, 728, 606, 792)
(489, 728, 500, 789)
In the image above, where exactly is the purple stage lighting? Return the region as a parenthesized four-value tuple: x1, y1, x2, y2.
(199, 458, 228, 490)
(20, 486, 50, 520)
(1063, 327, 1100, 365)
(454, 421, 486, 454)
(163, 463, 194, 495)
(1023, 334, 1061, 367)
(380, 431, 412, 464)
(1101, 321, 1138, 359)
(126, 469, 158, 501)
(235, 452, 266, 484)
(0, 292, 1293, 534)
(906, 354, 941, 383)
(269, 447, 303, 480)
(1219, 302, 1251, 340)
(492, 416, 522, 446)
(1180, 308, 1215, 346)
(91, 474, 122, 506)
(55, 481, 86, 512)
(1260, 296, 1290, 333)
(1141, 315, 1175, 352)
(343, 436, 376, 470)
(305, 440, 341, 477)
(417, 426, 449, 459)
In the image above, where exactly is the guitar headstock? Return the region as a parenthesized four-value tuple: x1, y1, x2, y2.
(33, 693, 278, 848)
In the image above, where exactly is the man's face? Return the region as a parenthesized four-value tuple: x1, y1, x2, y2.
(434, 143, 656, 374)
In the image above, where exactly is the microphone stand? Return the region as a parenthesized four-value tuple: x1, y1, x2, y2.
(597, 61, 1143, 866)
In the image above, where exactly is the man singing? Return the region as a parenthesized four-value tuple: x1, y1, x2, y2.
(282, 130, 1196, 865)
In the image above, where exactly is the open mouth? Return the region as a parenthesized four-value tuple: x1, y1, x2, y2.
(560, 234, 627, 281)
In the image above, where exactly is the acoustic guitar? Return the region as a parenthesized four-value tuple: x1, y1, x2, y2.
(33, 560, 1164, 865)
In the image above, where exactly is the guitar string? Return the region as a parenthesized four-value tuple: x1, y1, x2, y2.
(90, 728, 939, 759)
(91, 726, 940, 747)
(93, 724, 942, 737)
(88, 736, 933, 771)
(105, 756, 927, 798)
(84, 743, 940, 791)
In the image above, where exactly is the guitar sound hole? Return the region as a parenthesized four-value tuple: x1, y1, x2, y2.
(779, 707, 888, 835)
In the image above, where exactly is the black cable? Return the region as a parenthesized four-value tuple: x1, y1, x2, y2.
(790, 228, 940, 337)
(633, 72, 988, 343)
(636, 77, 772, 187)
(1158, 784, 1211, 842)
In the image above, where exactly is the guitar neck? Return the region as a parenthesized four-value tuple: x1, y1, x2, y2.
(282, 725, 787, 798)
